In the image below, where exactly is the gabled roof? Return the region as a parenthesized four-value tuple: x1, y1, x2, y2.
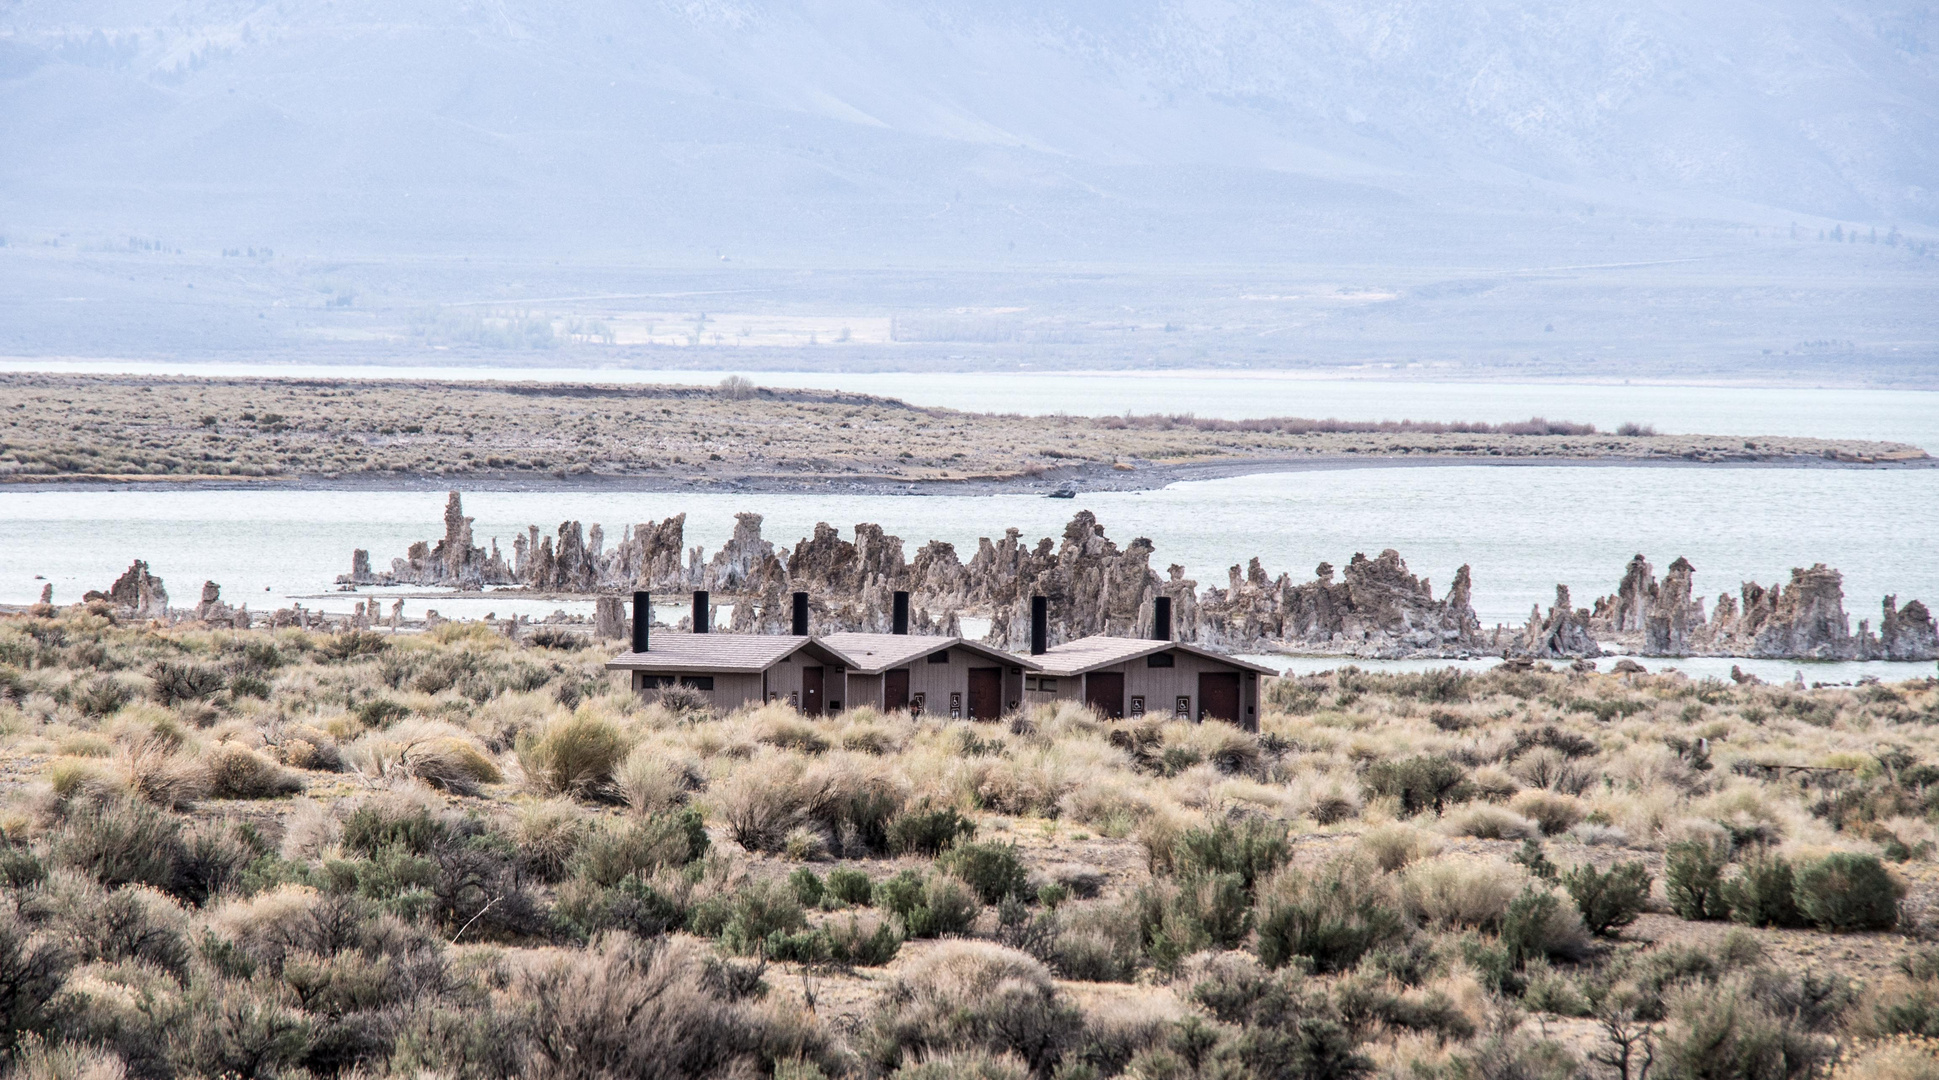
(1030, 636, 1281, 678)
(605, 632, 849, 674)
(821, 632, 1040, 675)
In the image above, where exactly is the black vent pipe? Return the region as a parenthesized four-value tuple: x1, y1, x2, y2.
(693, 591, 710, 634)
(1030, 596, 1048, 655)
(631, 591, 651, 652)
(1153, 596, 1172, 641)
(892, 591, 910, 635)
(792, 592, 810, 636)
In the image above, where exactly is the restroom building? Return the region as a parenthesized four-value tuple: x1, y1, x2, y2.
(606, 589, 853, 714)
(1020, 595, 1278, 730)
(823, 631, 1035, 720)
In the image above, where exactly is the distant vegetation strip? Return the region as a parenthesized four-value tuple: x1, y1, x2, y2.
(0, 372, 1924, 483)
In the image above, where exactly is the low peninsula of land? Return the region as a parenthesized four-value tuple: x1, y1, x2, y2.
(0, 372, 1928, 492)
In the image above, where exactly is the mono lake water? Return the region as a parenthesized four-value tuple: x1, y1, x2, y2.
(9, 360, 1939, 452)
(2, 466, 1935, 679)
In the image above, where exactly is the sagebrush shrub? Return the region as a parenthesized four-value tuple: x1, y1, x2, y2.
(1722, 852, 1807, 929)
(1563, 860, 1651, 937)
(572, 809, 708, 887)
(150, 661, 226, 705)
(1255, 859, 1407, 974)
(886, 804, 975, 856)
(858, 942, 1084, 1077)
(826, 868, 874, 907)
(1793, 852, 1903, 932)
(1363, 756, 1474, 817)
(938, 842, 1029, 904)
(51, 797, 186, 893)
(1666, 838, 1732, 921)
(1170, 818, 1289, 891)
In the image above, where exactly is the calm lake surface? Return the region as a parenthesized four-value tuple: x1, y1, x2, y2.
(3, 364, 1934, 678)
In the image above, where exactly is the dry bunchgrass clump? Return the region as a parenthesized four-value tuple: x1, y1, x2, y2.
(203, 742, 303, 799)
(520, 709, 630, 798)
(1359, 822, 1444, 872)
(1443, 803, 1540, 841)
(1401, 854, 1526, 929)
(1509, 789, 1585, 836)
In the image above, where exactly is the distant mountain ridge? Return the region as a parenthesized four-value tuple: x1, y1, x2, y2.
(1, 0, 1935, 259)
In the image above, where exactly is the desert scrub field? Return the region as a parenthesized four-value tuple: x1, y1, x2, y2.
(1, 608, 1939, 1078)
(0, 373, 1924, 485)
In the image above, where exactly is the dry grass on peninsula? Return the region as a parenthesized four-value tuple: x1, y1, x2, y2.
(2, 607, 1939, 1077)
(0, 372, 1925, 486)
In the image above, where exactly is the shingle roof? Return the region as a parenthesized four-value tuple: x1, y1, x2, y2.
(605, 632, 846, 673)
(822, 632, 1039, 675)
(1030, 636, 1281, 677)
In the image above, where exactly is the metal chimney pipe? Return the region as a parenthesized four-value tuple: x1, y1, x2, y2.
(1030, 596, 1048, 655)
(792, 592, 810, 636)
(693, 591, 710, 634)
(892, 591, 909, 635)
(631, 591, 651, 652)
(1153, 596, 1172, 641)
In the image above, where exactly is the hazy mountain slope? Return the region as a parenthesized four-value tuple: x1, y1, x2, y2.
(2, 0, 1935, 260)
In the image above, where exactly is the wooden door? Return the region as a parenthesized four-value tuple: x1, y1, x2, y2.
(802, 666, 824, 716)
(1198, 672, 1240, 725)
(968, 667, 1002, 720)
(884, 668, 910, 712)
(1084, 671, 1124, 719)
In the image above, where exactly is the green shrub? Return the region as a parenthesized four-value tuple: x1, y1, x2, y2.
(886, 804, 975, 856)
(150, 661, 226, 704)
(1500, 888, 1587, 965)
(858, 942, 1084, 1077)
(1171, 818, 1290, 892)
(1658, 977, 1828, 1080)
(0, 910, 69, 1056)
(719, 879, 809, 955)
(938, 842, 1029, 904)
(875, 871, 981, 939)
(1666, 838, 1732, 921)
(572, 809, 708, 887)
(1254, 860, 1407, 974)
(519, 712, 629, 798)
(827, 868, 874, 907)
(905, 876, 981, 939)
(1721, 852, 1807, 929)
(1793, 852, 1903, 932)
(789, 867, 826, 907)
(1151, 873, 1253, 966)
(342, 801, 449, 857)
(875, 870, 927, 919)
(826, 914, 903, 967)
(321, 630, 390, 661)
(1563, 861, 1652, 937)
(51, 797, 185, 893)
(1363, 756, 1474, 817)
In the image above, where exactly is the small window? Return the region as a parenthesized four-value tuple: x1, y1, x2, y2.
(680, 676, 714, 691)
(927, 650, 950, 664)
(645, 675, 676, 688)
(1147, 652, 1175, 668)
(1038, 677, 1057, 692)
